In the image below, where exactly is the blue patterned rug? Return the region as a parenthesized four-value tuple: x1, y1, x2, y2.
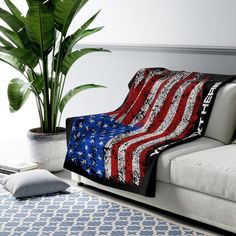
(0, 189, 206, 236)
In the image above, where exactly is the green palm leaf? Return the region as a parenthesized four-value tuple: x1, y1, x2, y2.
(0, 26, 24, 48)
(0, 35, 14, 48)
(0, 0, 108, 132)
(26, 0, 55, 9)
(0, 7, 31, 48)
(0, 47, 38, 69)
(4, 0, 26, 23)
(0, 47, 25, 73)
(79, 10, 101, 32)
(26, 0, 35, 7)
(32, 76, 44, 94)
(74, 27, 104, 44)
(59, 84, 106, 113)
(25, 1, 55, 56)
(63, 27, 103, 56)
(0, 8, 24, 32)
(61, 48, 110, 75)
(57, 27, 103, 64)
(52, 0, 88, 36)
(8, 78, 32, 112)
(63, 10, 102, 53)
(27, 69, 44, 94)
(9, 48, 38, 68)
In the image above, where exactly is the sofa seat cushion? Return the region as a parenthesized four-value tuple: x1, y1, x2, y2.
(171, 144, 236, 202)
(157, 137, 224, 183)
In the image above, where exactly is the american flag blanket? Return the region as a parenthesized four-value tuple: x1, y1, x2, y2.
(64, 68, 235, 196)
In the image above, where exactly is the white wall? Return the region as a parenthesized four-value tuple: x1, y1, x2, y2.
(1, 0, 236, 146)
(62, 50, 236, 121)
(0, 64, 38, 137)
(3, 0, 236, 46)
(73, 0, 236, 46)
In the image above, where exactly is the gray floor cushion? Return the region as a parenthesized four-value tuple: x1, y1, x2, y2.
(0, 169, 69, 198)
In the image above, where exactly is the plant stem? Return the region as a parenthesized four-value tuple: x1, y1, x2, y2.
(35, 95, 44, 131)
(50, 39, 56, 132)
(30, 70, 45, 131)
(51, 33, 64, 131)
(58, 113, 62, 128)
(42, 56, 51, 132)
(56, 73, 66, 127)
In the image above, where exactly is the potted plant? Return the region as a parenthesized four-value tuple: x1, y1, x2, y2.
(0, 0, 109, 171)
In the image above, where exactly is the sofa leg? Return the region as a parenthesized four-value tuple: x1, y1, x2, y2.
(71, 172, 82, 183)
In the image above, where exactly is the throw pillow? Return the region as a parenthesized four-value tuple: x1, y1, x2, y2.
(0, 169, 70, 198)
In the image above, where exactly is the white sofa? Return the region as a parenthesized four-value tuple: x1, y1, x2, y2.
(70, 81, 236, 233)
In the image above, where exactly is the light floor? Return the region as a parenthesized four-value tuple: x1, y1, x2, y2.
(0, 170, 233, 235)
(55, 170, 234, 236)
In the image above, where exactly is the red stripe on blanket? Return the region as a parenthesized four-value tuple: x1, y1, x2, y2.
(123, 80, 203, 183)
(109, 75, 199, 182)
(139, 83, 204, 180)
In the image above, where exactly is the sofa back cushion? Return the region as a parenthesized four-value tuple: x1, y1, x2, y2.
(205, 80, 236, 144)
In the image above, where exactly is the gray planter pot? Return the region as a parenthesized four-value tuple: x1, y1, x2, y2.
(27, 128, 67, 172)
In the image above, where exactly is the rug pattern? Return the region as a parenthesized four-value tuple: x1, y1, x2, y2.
(0, 190, 205, 236)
